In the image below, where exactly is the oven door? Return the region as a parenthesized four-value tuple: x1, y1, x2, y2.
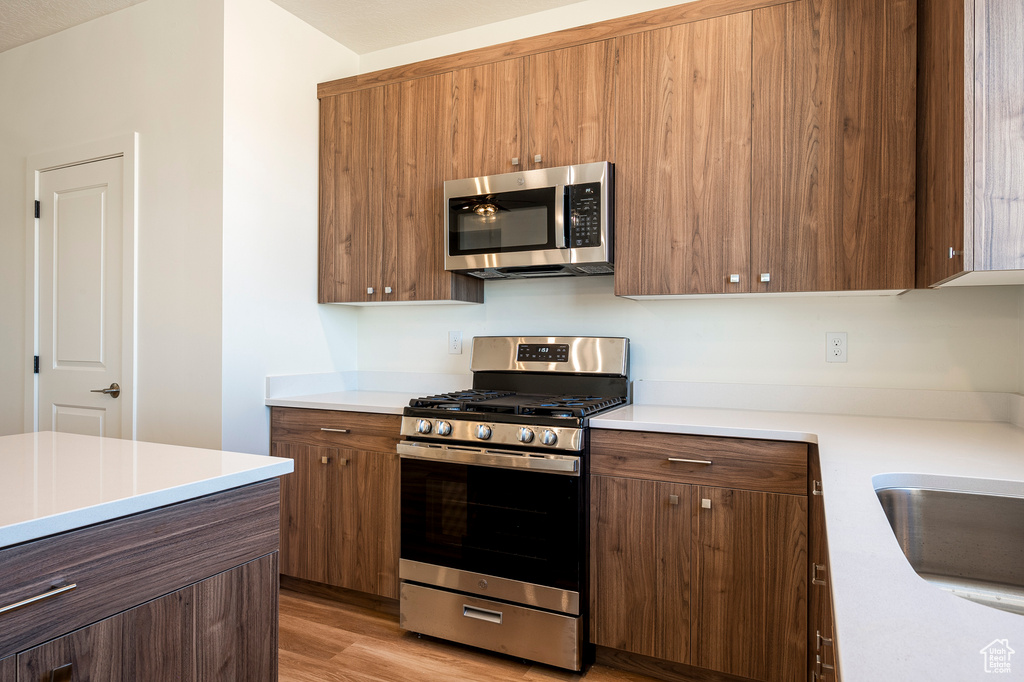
(399, 441, 583, 613)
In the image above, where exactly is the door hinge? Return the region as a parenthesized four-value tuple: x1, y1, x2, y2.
(33, 356, 39, 374)
(34, 200, 40, 219)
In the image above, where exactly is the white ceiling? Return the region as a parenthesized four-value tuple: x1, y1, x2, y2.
(0, 0, 585, 55)
(0, 0, 148, 54)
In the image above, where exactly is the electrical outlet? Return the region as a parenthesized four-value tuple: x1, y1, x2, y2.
(826, 332, 847, 363)
(448, 331, 463, 355)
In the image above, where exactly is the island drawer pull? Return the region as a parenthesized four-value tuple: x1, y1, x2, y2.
(463, 605, 502, 625)
(0, 583, 77, 615)
(320, 428, 350, 434)
(667, 457, 712, 465)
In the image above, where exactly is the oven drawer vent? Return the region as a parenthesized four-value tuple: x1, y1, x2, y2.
(399, 582, 583, 671)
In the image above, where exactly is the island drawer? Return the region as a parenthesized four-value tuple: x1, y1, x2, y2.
(271, 407, 400, 452)
(590, 429, 808, 495)
(0, 480, 279, 658)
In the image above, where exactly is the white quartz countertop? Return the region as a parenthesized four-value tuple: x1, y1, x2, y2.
(265, 390, 411, 414)
(0, 431, 293, 550)
(592, 405, 1024, 681)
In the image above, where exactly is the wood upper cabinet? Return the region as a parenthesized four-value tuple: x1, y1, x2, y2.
(614, 13, 753, 296)
(449, 40, 617, 179)
(319, 75, 482, 304)
(271, 407, 401, 599)
(319, 86, 384, 304)
(918, 0, 1024, 287)
(751, 0, 915, 293)
(590, 429, 808, 681)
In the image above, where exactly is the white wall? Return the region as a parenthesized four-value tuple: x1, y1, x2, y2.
(0, 0, 226, 446)
(221, 0, 360, 455)
(358, 279, 1022, 394)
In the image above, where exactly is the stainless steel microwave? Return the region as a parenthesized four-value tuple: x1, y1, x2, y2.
(443, 161, 613, 279)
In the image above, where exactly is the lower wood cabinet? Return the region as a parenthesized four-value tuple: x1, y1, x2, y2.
(12, 555, 277, 682)
(0, 482, 280, 682)
(271, 407, 401, 599)
(590, 429, 808, 682)
(809, 451, 839, 681)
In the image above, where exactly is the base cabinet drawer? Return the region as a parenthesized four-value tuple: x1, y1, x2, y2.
(400, 583, 582, 671)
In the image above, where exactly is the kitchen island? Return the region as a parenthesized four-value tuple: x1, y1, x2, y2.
(0, 431, 292, 681)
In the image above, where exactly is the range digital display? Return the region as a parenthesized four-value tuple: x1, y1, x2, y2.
(516, 344, 570, 363)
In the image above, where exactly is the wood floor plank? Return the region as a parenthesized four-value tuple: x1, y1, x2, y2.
(279, 587, 664, 682)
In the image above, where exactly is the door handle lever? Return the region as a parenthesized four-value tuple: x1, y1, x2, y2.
(90, 383, 120, 399)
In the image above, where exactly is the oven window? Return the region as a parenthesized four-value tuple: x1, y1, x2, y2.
(401, 458, 582, 592)
(448, 188, 556, 255)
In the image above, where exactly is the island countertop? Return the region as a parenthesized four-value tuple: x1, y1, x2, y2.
(0, 431, 293, 549)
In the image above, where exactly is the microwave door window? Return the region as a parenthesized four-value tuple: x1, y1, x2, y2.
(457, 206, 549, 252)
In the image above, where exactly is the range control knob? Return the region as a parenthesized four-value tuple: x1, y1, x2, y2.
(476, 424, 492, 440)
(541, 430, 558, 446)
(436, 421, 452, 436)
(517, 427, 535, 444)
(416, 419, 432, 435)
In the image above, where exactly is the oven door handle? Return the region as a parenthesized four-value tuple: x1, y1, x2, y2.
(397, 442, 579, 475)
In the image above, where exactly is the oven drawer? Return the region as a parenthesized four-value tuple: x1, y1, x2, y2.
(400, 582, 583, 671)
(590, 429, 807, 495)
(271, 407, 400, 452)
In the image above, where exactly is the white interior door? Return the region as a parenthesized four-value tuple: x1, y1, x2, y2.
(37, 156, 125, 437)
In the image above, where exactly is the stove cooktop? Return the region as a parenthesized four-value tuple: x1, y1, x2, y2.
(408, 390, 627, 419)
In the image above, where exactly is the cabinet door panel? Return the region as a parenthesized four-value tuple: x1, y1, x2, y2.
(590, 476, 691, 664)
(527, 40, 617, 169)
(694, 487, 806, 681)
(123, 587, 195, 682)
(195, 554, 278, 682)
(275, 441, 330, 583)
(319, 87, 385, 303)
(615, 14, 752, 296)
(451, 59, 526, 179)
(0, 656, 12, 682)
(752, 0, 839, 292)
(18, 611, 124, 681)
(384, 73, 456, 301)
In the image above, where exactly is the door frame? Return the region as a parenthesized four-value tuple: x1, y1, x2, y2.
(24, 133, 139, 439)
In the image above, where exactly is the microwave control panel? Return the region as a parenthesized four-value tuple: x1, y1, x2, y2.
(567, 182, 603, 248)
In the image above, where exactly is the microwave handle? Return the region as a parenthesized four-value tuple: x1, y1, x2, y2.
(555, 185, 568, 249)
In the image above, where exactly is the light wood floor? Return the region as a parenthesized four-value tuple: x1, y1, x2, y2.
(279, 587, 661, 682)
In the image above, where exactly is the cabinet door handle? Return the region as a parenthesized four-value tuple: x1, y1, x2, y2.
(50, 664, 73, 682)
(668, 494, 679, 505)
(813, 479, 823, 496)
(511, 157, 520, 166)
(321, 456, 330, 464)
(817, 630, 834, 650)
(533, 154, 542, 164)
(667, 457, 712, 465)
(812, 563, 827, 586)
(817, 654, 835, 672)
(0, 583, 77, 615)
(320, 428, 350, 434)
(339, 458, 349, 466)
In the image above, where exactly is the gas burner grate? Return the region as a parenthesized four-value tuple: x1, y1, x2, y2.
(408, 389, 515, 412)
(519, 395, 627, 418)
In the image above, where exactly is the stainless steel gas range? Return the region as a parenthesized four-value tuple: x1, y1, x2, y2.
(397, 336, 630, 671)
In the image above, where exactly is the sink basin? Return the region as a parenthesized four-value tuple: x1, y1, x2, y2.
(876, 486, 1024, 616)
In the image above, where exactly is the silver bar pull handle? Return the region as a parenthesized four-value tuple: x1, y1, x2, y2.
(463, 605, 502, 625)
(667, 457, 712, 465)
(812, 563, 827, 586)
(817, 630, 834, 650)
(0, 583, 77, 615)
(813, 479, 823, 496)
(320, 428, 350, 434)
(817, 654, 835, 672)
(50, 663, 73, 682)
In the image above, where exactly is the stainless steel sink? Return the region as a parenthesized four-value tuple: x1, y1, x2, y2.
(876, 486, 1024, 616)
